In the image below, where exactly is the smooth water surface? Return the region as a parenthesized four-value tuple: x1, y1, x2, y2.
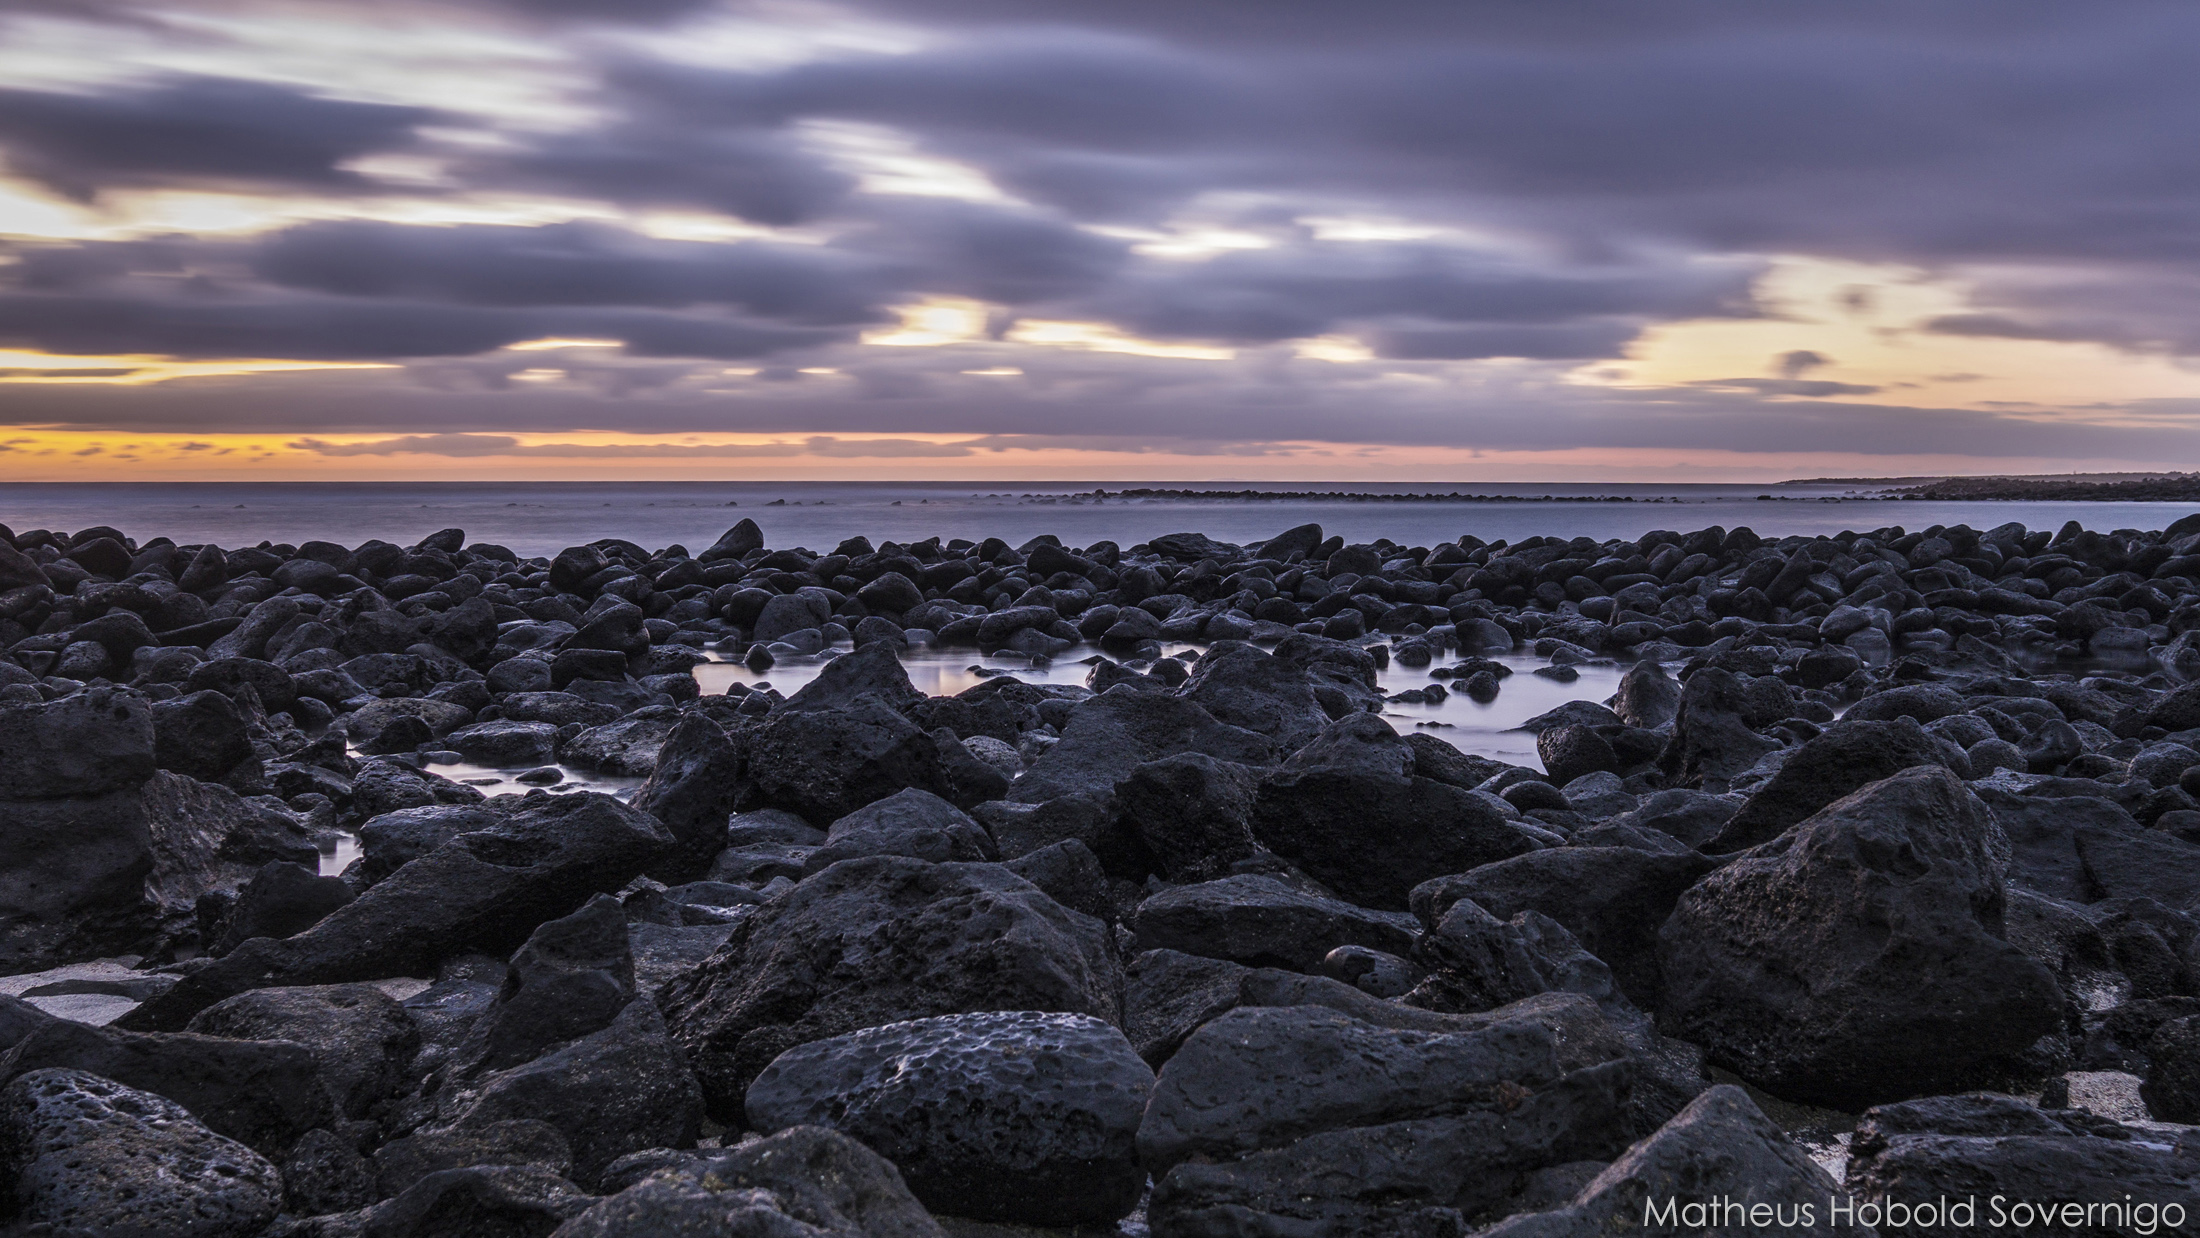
(694, 641, 1627, 772)
(4, 481, 2198, 558)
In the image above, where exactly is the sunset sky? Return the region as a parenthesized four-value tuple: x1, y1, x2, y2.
(4, 1, 2200, 481)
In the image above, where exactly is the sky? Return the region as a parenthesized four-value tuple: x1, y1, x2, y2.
(3, 1, 2200, 481)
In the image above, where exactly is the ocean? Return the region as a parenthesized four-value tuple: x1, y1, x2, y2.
(0, 480, 2195, 556)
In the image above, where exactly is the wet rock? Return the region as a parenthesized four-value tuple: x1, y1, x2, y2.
(214, 859, 355, 954)
(1659, 667, 1780, 788)
(1142, 1004, 1634, 1235)
(699, 519, 765, 562)
(119, 792, 674, 1031)
(184, 983, 416, 1121)
(560, 708, 679, 776)
(445, 719, 559, 768)
(1660, 767, 2065, 1108)
(1537, 725, 1621, 785)
(355, 804, 505, 885)
(659, 855, 1121, 1117)
(1413, 847, 1723, 1010)
(804, 788, 998, 875)
(1707, 718, 1950, 852)
(745, 698, 964, 823)
(550, 1125, 943, 1238)
(341, 697, 472, 749)
(1844, 1090, 2200, 1220)
(1010, 687, 1274, 806)
(436, 997, 702, 1189)
(1251, 715, 1542, 910)
(1113, 753, 1264, 881)
(1134, 874, 1420, 971)
(1177, 643, 1331, 754)
(1610, 660, 1681, 730)
(152, 688, 254, 781)
(464, 894, 637, 1074)
(500, 691, 621, 729)
(0, 1067, 282, 1238)
(296, 1165, 592, 1238)
(372, 1119, 572, 1198)
(628, 713, 749, 881)
(747, 1011, 1153, 1226)
(777, 640, 927, 717)
(348, 758, 486, 820)
(1479, 1085, 1865, 1238)
(0, 997, 331, 1156)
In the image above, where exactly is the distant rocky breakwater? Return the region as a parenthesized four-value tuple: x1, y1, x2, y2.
(5, 513, 2200, 1233)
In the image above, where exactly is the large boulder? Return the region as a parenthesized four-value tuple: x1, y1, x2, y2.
(1251, 715, 1543, 909)
(461, 894, 636, 1074)
(1412, 848, 1723, 1010)
(1658, 667, 1780, 788)
(628, 712, 749, 880)
(1659, 767, 2065, 1108)
(1177, 643, 1331, 755)
(353, 804, 505, 885)
(1141, 1004, 1634, 1235)
(0, 686, 157, 800)
(1134, 874, 1419, 971)
(1, 760, 261, 974)
(118, 791, 674, 1031)
(1113, 753, 1264, 881)
(150, 689, 253, 782)
(801, 788, 997, 875)
(776, 639, 926, 716)
(0, 996, 329, 1157)
(746, 1011, 1153, 1226)
(0, 1067, 282, 1238)
(1010, 687, 1274, 806)
(435, 997, 703, 1190)
(1844, 1091, 2200, 1221)
(1707, 718, 1949, 852)
(1479, 1085, 1867, 1238)
(744, 698, 966, 822)
(658, 856, 1121, 1118)
(184, 983, 415, 1122)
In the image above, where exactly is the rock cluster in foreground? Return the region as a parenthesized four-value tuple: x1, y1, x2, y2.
(5, 514, 2200, 1233)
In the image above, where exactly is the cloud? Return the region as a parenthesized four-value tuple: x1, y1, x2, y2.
(1365, 322, 1641, 361)
(0, 75, 435, 201)
(249, 219, 893, 324)
(5, 0, 2200, 471)
(487, 127, 855, 226)
(1775, 349, 1830, 378)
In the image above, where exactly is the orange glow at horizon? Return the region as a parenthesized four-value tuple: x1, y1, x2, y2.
(0, 426, 2173, 483)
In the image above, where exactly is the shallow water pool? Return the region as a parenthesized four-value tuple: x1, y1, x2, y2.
(693, 641, 1629, 773)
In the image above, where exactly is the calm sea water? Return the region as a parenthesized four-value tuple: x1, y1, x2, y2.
(0, 481, 2195, 555)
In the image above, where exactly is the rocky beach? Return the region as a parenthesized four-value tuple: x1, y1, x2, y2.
(3, 512, 2200, 1235)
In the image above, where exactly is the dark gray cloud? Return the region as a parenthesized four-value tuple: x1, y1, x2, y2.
(0, 75, 435, 201)
(487, 127, 853, 226)
(0, 289, 845, 361)
(249, 219, 891, 324)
